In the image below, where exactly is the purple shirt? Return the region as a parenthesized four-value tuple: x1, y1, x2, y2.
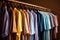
(1, 6, 9, 37)
(31, 10, 38, 40)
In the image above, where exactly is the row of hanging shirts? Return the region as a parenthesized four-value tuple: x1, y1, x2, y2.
(0, 1, 58, 40)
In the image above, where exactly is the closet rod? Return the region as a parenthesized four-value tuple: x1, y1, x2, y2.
(6, 0, 51, 12)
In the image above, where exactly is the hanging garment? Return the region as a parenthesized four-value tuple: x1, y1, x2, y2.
(48, 13, 57, 40)
(48, 13, 54, 28)
(38, 11, 51, 30)
(20, 9, 30, 34)
(9, 7, 23, 40)
(44, 12, 51, 40)
(55, 16, 58, 39)
(53, 15, 58, 39)
(12, 8, 17, 33)
(34, 10, 44, 40)
(22, 9, 30, 34)
(1, 6, 9, 38)
(48, 13, 54, 40)
(13, 8, 22, 40)
(8, 7, 14, 40)
(0, 6, 9, 40)
(20, 9, 30, 40)
(38, 11, 51, 40)
(31, 10, 38, 40)
(27, 10, 35, 35)
(50, 13, 58, 39)
(27, 10, 35, 40)
(11, 8, 17, 40)
(54, 15, 58, 33)
(22, 9, 31, 40)
(34, 10, 44, 32)
(49, 13, 55, 28)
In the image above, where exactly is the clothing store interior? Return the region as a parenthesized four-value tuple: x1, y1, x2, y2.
(0, 0, 60, 40)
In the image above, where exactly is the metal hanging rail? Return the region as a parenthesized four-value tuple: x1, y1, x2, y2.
(6, 0, 51, 12)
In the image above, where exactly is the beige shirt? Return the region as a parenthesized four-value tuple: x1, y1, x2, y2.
(20, 9, 30, 40)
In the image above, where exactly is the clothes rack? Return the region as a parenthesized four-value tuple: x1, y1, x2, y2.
(1, 0, 51, 12)
(0, 1, 58, 40)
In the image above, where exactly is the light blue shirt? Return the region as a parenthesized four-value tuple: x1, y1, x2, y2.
(38, 11, 51, 40)
(38, 11, 51, 30)
(27, 10, 35, 35)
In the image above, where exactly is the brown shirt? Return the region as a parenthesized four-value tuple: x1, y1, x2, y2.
(9, 7, 16, 40)
(20, 9, 30, 40)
